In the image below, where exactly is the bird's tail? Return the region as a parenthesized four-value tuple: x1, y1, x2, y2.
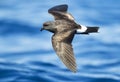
(76, 25, 99, 34)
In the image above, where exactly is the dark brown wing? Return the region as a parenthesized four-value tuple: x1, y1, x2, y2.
(48, 4, 74, 21)
(48, 4, 68, 12)
(52, 31, 77, 72)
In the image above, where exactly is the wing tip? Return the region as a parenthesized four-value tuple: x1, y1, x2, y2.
(69, 66, 77, 73)
(48, 4, 68, 13)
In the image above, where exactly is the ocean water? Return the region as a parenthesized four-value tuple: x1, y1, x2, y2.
(0, 0, 120, 82)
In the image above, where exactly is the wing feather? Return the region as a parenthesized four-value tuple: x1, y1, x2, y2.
(48, 4, 74, 21)
(52, 34, 77, 72)
(48, 4, 68, 13)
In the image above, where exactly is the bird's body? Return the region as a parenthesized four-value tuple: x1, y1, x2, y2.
(41, 4, 99, 72)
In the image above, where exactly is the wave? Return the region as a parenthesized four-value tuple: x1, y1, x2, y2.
(0, 19, 40, 36)
(0, 60, 119, 82)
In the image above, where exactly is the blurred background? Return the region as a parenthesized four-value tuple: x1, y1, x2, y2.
(0, 0, 120, 82)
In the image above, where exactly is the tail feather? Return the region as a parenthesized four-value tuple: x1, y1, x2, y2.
(85, 26, 99, 33)
(76, 26, 99, 34)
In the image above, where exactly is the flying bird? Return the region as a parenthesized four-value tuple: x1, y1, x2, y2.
(40, 4, 99, 72)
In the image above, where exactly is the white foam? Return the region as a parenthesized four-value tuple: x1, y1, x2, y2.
(76, 25, 87, 33)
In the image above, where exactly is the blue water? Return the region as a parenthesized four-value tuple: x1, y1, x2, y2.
(0, 0, 120, 82)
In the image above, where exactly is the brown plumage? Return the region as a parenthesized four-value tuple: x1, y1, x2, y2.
(52, 24, 77, 72)
(40, 4, 99, 72)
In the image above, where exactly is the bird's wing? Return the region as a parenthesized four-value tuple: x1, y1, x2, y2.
(52, 32, 76, 72)
(48, 4, 68, 12)
(48, 4, 74, 21)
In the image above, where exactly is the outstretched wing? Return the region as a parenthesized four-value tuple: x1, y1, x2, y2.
(48, 4, 74, 21)
(52, 31, 76, 72)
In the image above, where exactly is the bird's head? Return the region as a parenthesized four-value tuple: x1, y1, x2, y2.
(40, 21, 56, 33)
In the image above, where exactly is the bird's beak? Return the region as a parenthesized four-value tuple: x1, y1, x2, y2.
(40, 28, 44, 31)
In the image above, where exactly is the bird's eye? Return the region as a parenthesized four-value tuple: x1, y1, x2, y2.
(43, 23, 49, 26)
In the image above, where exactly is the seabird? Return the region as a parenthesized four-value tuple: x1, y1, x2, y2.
(40, 4, 99, 72)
